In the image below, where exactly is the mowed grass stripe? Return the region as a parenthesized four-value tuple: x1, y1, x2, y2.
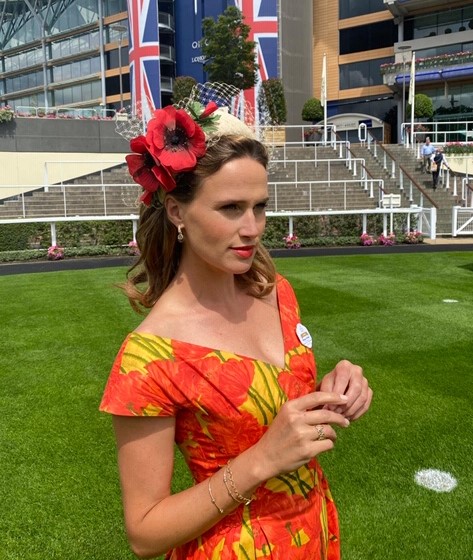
(1, 252, 472, 559)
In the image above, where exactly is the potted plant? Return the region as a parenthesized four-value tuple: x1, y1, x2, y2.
(0, 105, 14, 123)
(47, 245, 65, 260)
(301, 98, 324, 142)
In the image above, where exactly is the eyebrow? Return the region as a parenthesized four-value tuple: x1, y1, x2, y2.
(218, 197, 270, 205)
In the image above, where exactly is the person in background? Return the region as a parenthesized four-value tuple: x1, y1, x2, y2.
(420, 136, 435, 173)
(431, 147, 451, 190)
(100, 88, 373, 560)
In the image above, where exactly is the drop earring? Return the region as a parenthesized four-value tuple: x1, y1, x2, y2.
(177, 225, 184, 243)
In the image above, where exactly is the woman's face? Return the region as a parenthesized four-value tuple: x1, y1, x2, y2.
(177, 156, 269, 277)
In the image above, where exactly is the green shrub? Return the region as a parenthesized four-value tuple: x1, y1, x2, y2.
(172, 76, 198, 104)
(407, 93, 434, 119)
(301, 98, 323, 122)
(0, 223, 50, 251)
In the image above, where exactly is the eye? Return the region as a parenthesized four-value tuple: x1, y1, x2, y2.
(221, 203, 240, 212)
(254, 201, 268, 213)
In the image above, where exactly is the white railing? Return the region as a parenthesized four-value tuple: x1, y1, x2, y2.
(43, 160, 126, 189)
(366, 132, 436, 209)
(452, 207, 473, 236)
(270, 207, 436, 239)
(0, 207, 437, 247)
(460, 177, 473, 208)
(271, 157, 365, 178)
(1, 175, 379, 220)
(401, 120, 473, 148)
(268, 179, 384, 211)
(0, 183, 141, 219)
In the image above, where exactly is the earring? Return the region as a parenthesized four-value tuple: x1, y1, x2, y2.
(177, 225, 184, 243)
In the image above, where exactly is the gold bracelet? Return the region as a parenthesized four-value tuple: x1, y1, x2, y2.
(208, 477, 224, 514)
(223, 467, 239, 503)
(224, 461, 253, 506)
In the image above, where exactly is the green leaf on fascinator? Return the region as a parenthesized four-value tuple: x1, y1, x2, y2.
(187, 101, 220, 136)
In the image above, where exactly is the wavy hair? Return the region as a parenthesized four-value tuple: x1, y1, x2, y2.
(123, 135, 276, 311)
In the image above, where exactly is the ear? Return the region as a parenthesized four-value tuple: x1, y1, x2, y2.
(164, 195, 185, 227)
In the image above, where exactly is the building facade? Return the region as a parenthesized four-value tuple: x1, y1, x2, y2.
(1, 1, 471, 136)
(0, 0, 176, 113)
(0, 0, 314, 126)
(313, 0, 473, 141)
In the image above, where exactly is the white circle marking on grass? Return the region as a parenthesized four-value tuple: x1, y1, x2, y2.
(414, 469, 457, 492)
(442, 299, 458, 303)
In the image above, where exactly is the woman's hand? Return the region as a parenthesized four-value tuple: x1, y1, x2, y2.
(318, 360, 373, 421)
(248, 391, 350, 480)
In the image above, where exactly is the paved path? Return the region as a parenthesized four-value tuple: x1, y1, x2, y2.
(1, 241, 472, 276)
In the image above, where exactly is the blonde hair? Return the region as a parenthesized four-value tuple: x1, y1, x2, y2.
(123, 135, 276, 311)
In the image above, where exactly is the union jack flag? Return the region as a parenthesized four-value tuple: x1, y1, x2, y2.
(232, 0, 279, 123)
(127, 0, 161, 123)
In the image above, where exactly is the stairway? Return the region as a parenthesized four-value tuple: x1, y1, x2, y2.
(0, 145, 376, 219)
(0, 165, 141, 219)
(351, 143, 463, 235)
(268, 145, 377, 211)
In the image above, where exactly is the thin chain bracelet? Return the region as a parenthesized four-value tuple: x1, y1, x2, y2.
(224, 461, 253, 506)
(223, 467, 239, 503)
(208, 476, 224, 514)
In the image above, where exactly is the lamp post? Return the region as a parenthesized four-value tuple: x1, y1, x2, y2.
(398, 45, 411, 141)
(111, 24, 127, 110)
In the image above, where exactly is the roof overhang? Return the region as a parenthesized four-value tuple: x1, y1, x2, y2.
(383, 0, 464, 17)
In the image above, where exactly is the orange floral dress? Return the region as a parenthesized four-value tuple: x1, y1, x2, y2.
(100, 276, 340, 560)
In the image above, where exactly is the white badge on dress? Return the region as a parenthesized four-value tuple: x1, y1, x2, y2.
(296, 323, 312, 348)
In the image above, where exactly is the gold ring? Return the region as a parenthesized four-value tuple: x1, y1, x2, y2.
(315, 425, 326, 441)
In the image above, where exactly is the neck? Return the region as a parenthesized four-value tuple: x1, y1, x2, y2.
(169, 260, 245, 313)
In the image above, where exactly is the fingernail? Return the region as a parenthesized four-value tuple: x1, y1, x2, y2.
(344, 418, 350, 427)
(339, 394, 349, 401)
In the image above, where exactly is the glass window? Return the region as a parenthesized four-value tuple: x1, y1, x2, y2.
(420, 83, 473, 121)
(61, 87, 73, 105)
(90, 57, 101, 73)
(405, 7, 473, 40)
(340, 21, 397, 55)
(339, 0, 385, 20)
(416, 41, 473, 60)
(340, 57, 394, 89)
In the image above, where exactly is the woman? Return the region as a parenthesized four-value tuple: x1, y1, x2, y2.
(100, 98, 372, 560)
(431, 147, 450, 190)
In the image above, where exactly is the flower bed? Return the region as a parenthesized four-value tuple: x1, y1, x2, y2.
(360, 231, 424, 246)
(380, 50, 473, 74)
(442, 142, 473, 155)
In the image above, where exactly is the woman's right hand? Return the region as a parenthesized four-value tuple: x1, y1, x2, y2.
(247, 391, 350, 481)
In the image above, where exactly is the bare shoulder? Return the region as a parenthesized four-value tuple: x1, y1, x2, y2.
(134, 290, 188, 339)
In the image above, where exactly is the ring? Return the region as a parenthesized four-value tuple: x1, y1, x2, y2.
(315, 425, 326, 441)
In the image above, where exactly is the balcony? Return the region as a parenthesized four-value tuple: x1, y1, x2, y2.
(383, 0, 457, 17)
(381, 50, 473, 87)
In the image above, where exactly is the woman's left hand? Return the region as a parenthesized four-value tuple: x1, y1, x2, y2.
(318, 360, 373, 421)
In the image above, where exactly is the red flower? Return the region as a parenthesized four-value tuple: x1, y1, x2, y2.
(200, 101, 219, 119)
(146, 105, 206, 173)
(126, 136, 175, 205)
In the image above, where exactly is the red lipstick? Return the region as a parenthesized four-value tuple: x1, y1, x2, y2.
(231, 246, 255, 259)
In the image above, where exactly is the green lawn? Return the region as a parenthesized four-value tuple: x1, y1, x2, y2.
(1, 252, 472, 559)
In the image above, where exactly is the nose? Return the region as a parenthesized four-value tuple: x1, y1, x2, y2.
(239, 209, 262, 239)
